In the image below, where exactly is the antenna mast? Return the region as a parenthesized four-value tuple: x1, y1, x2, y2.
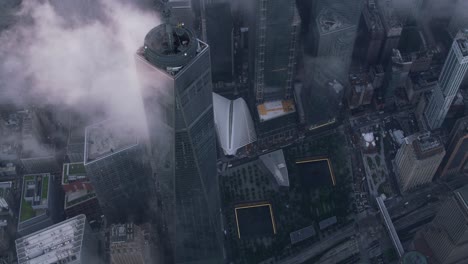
(156, 0, 174, 51)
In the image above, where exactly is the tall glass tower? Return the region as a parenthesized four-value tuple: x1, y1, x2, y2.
(424, 30, 468, 130)
(135, 23, 222, 263)
(251, 0, 300, 103)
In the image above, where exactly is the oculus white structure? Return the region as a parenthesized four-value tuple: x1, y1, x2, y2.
(213, 93, 257, 156)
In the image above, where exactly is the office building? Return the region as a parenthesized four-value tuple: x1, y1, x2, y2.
(205, 2, 234, 83)
(376, 0, 403, 64)
(405, 66, 439, 105)
(251, 0, 299, 103)
(18, 173, 58, 237)
(419, 185, 468, 264)
(424, 31, 468, 130)
(310, 7, 358, 81)
(359, 0, 385, 66)
(383, 49, 413, 106)
(394, 134, 445, 193)
(62, 162, 101, 222)
(135, 23, 223, 263)
(438, 116, 468, 178)
(15, 214, 100, 264)
(348, 72, 374, 109)
(108, 223, 150, 264)
(84, 120, 152, 224)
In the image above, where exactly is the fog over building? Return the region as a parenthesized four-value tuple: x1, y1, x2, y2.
(135, 22, 223, 263)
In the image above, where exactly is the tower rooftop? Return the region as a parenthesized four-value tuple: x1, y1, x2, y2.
(142, 24, 200, 71)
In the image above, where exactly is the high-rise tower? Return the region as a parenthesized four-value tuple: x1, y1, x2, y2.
(438, 116, 468, 178)
(251, 0, 300, 103)
(424, 30, 468, 130)
(84, 120, 152, 224)
(135, 22, 222, 263)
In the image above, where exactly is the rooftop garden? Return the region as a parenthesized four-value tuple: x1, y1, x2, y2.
(68, 163, 86, 175)
(41, 175, 49, 199)
(20, 197, 36, 222)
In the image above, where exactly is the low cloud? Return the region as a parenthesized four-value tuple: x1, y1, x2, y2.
(0, 0, 160, 134)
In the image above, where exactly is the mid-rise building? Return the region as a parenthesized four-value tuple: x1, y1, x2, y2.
(0, 181, 12, 253)
(419, 185, 468, 264)
(84, 120, 152, 224)
(62, 162, 101, 222)
(438, 116, 468, 178)
(108, 223, 150, 264)
(394, 134, 445, 193)
(17, 173, 58, 237)
(424, 31, 468, 130)
(15, 214, 100, 264)
(383, 49, 412, 106)
(405, 66, 440, 105)
(135, 23, 223, 263)
(348, 72, 374, 109)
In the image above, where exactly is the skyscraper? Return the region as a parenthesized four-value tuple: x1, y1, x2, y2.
(424, 31, 468, 130)
(135, 23, 222, 263)
(419, 185, 468, 264)
(83, 120, 151, 224)
(376, 0, 403, 65)
(438, 116, 468, 178)
(15, 214, 100, 264)
(394, 134, 445, 193)
(251, 0, 299, 103)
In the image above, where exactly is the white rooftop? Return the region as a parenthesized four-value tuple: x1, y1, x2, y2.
(16, 214, 86, 264)
(259, 149, 289, 187)
(213, 93, 257, 156)
(257, 99, 296, 122)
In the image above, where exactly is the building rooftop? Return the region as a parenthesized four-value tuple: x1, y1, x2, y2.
(376, 0, 403, 35)
(19, 174, 50, 223)
(412, 134, 445, 159)
(257, 99, 296, 122)
(319, 216, 337, 230)
(15, 214, 86, 264)
(64, 189, 96, 209)
(317, 8, 355, 35)
(110, 223, 135, 243)
(290, 224, 316, 244)
(84, 120, 138, 164)
(363, 0, 384, 35)
(0, 181, 12, 211)
(213, 93, 257, 156)
(137, 24, 207, 76)
(259, 149, 289, 187)
(400, 251, 427, 264)
(62, 162, 87, 185)
(455, 30, 468, 58)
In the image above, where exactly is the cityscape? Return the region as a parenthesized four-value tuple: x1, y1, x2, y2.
(1, 0, 468, 263)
